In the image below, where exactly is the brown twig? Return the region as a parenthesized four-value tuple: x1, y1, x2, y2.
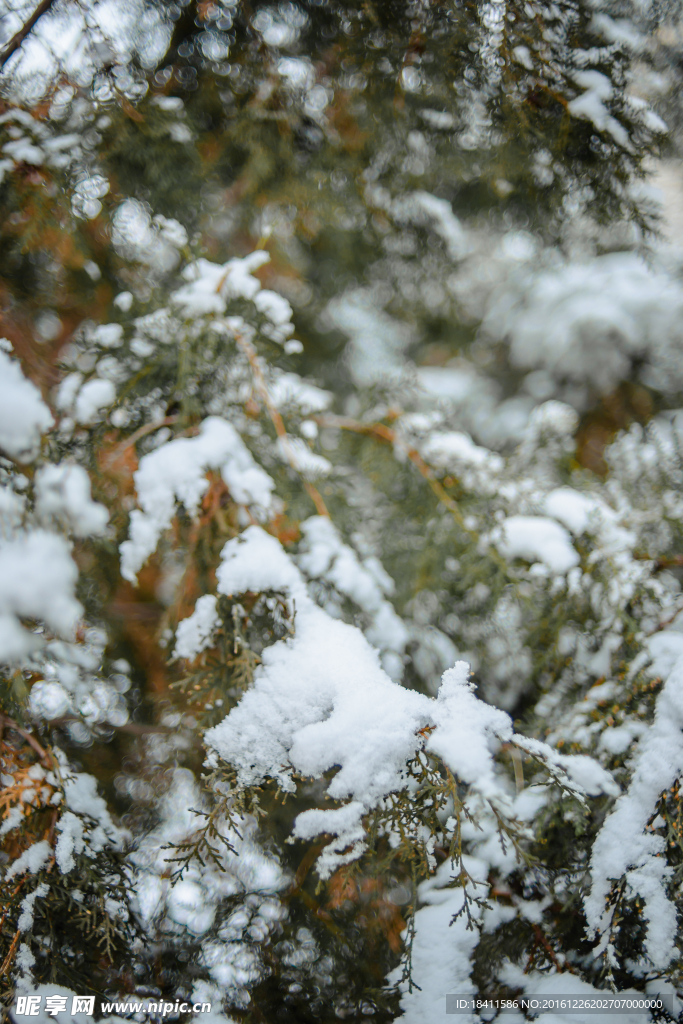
(527, 922, 575, 974)
(284, 842, 326, 901)
(314, 414, 472, 533)
(47, 714, 174, 736)
(647, 601, 683, 636)
(0, 0, 58, 71)
(0, 713, 52, 767)
(103, 415, 179, 468)
(0, 929, 20, 975)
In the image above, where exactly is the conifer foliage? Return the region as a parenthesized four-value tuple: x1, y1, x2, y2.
(2, 0, 683, 1021)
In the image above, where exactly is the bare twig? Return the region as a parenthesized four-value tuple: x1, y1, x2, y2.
(0, 713, 52, 766)
(0, 0, 59, 71)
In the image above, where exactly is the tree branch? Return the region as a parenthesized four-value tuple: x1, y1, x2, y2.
(0, 0, 59, 71)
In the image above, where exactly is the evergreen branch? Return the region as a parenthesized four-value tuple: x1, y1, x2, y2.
(232, 327, 330, 517)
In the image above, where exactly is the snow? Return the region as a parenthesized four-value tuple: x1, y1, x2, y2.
(0, 348, 53, 460)
(483, 253, 683, 404)
(0, 531, 81, 662)
(113, 290, 133, 311)
(416, 366, 477, 402)
(172, 252, 271, 318)
(206, 528, 607, 878)
(514, 735, 619, 800)
(568, 70, 630, 149)
(73, 377, 116, 424)
(205, 588, 430, 876)
(277, 435, 332, 479)
(17, 882, 49, 932)
(6, 840, 52, 880)
(389, 857, 488, 1024)
(425, 663, 513, 801)
(120, 416, 275, 582)
(268, 371, 331, 413)
(254, 289, 293, 325)
(93, 323, 123, 348)
(35, 464, 108, 537)
(488, 515, 580, 573)
(585, 653, 683, 967)
(29, 680, 71, 720)
(644, 630, 683, 679)
(206, 528, 436, 874)
(55, 811, 85, 872)
(422, 430, 501, 469)
(542, 488, 611, 535)
(174, 594, 219, 660)
(216, 525, 305, 600)
(409, 191, 469, 260)
(129, 768, 287, 1005)
(501, 967, 650, 1024)
(325, 289, 414, 385)
(297, 515, 408, 659)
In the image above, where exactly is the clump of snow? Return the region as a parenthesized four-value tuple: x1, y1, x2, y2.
(268, 371, 331, 414)
(6, 840, 52, 880)
(120, 417, 275, 583)
(17, 881, 49, 930)
(29, 680, 71, 720)
(0, 348, 53, 460)
(172, 252, 270, 318)
(73, 377, 116, 424)
(205, 528, 611, 877)
(543, 487, 612, 535)
(568, 70, 630, 149)
(0, 532, 81, 662)
(277, 436, 332, 479)
(487, 515, 580, 574)
(408, 191, 469, 260)
(174, 594, 219, 660)
(35, 464, 108, 537)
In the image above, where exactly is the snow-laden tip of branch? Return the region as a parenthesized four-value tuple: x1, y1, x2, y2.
(486, 515, 580, 575)
(172, 252, 270, 318)
(204, 528, 615, 878)
(174, 594, 220, 661)
(514, 735, 619, 802)
(120, 417, 275, 583)
(585, 653, 683, 968)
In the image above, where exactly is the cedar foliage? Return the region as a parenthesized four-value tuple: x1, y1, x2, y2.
(1, 0, 683, 1021)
